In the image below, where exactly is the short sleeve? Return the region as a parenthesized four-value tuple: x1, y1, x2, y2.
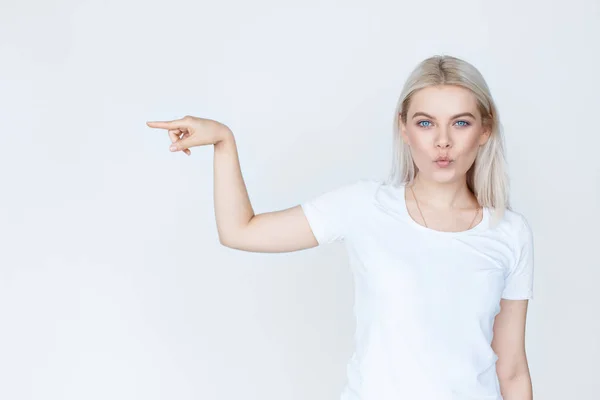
(300, 180, 368, 245)
(501, 215, 535, 300)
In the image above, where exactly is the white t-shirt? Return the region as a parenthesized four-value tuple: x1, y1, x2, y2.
(300, 179, 534, 400)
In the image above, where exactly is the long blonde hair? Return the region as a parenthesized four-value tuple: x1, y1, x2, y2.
(385, 55, 510, 222)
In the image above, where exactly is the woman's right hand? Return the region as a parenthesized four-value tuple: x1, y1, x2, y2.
(146, 115, 231, 156)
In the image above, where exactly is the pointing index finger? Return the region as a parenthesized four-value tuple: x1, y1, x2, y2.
(146, 120, 184, 129)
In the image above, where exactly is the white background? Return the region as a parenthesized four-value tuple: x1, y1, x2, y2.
(1, 1, 598, 399)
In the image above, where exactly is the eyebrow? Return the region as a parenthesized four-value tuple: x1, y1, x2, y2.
(411, 112, 477, 120)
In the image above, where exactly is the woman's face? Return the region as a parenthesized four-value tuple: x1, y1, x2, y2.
(400, 85, 490, 184)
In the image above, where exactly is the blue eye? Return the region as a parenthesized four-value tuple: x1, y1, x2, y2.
(417, 120, 432, 128)
(455, 120, 470, 127)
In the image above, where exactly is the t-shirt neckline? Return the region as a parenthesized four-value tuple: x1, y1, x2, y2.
(399, 184, 490, 236)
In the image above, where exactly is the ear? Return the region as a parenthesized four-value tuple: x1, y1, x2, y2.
(479, 125, 491, 146)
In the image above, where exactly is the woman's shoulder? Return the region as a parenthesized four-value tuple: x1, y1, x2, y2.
(347, 177, 403, 195)
(490, 207, 534, 245)
(495, 207, 531, 229)
(340, 177, 404, 206)
(300, 177, 385, 213)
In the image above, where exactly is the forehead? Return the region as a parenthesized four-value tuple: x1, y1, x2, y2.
(407, 85, 479, 117)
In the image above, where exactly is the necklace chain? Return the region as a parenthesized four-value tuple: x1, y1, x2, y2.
(409, 185, 481, 231)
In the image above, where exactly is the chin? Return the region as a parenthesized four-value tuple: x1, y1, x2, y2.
(420, 168, 462, 184)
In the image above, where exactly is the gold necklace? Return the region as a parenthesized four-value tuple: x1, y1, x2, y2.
(409, 185, 481, 230)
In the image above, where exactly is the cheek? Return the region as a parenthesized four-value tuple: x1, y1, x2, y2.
(471, 136, 487, 153)
(453, 136, 483, 167)
(456, 130, 485, 151)
(405, 130, 430, 152)
(463, 138, 481, 153)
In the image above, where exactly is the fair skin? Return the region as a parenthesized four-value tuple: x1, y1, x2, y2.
(400, 84, 532, 399)
(146, 116, 317, 253)
(146, 85, 531, 398)
(400, 85, 489, 231)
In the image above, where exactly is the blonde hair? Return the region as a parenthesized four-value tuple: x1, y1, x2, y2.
(385, 55, 510, 222)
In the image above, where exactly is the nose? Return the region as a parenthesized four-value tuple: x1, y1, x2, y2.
(435, 127, 452, 149)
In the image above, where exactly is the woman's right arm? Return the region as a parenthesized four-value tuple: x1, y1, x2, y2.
(213, 130, 318, 252)
(147, 116, 319, 253)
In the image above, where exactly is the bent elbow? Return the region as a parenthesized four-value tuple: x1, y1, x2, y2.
(218, 233, 234, 248)
(218, 231, 246, 250)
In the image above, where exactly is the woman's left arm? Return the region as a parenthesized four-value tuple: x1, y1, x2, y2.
(492, 298, 533, 400)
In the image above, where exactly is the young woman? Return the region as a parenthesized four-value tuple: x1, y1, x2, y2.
(147, 55, 534, 400)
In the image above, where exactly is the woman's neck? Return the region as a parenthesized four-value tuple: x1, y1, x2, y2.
(409, 174, 479, 210)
